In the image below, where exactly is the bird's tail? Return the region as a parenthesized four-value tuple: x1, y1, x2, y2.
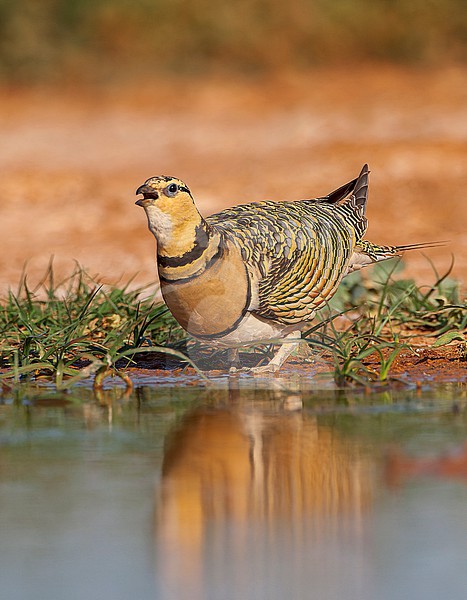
(321, 164, 369, 212)
(356, 239, 447, 262)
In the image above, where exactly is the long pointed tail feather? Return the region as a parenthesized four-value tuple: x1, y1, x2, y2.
(356, 240, 447, 262)
(345, 240, 447, 274)
(387, 240, 448, 253)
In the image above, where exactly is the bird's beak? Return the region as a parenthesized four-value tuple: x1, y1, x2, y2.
(135, 184, 159, 207)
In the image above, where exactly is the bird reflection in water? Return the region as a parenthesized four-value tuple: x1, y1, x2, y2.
(154, 380, 375, 600)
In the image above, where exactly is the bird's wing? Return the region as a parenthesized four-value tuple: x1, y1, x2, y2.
(207, 166, 370, 324)
(208, 200, 357, 324)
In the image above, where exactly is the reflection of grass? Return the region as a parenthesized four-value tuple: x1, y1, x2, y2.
(1, 0, 467, 81)
(0, 260, 465, 387)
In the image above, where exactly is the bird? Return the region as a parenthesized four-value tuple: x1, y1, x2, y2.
(135, 165, 438, 373)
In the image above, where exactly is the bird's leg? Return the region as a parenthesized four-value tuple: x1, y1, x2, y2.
(228, 347, 241, 373)
(250, 331, 302, 374)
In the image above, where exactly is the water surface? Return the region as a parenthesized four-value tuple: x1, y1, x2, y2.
(1, 379, 466, 600)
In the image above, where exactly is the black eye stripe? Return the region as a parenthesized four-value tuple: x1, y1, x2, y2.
(148, 179, 191, 198)
(164, 183, 191, 196)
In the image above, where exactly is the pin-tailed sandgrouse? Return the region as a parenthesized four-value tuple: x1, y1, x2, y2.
(135, 165, 435, 372)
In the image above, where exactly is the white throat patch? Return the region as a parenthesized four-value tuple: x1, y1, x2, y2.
(144, 205, 174, 246)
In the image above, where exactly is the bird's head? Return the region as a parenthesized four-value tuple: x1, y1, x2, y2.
(135, 175, 203, 248)
(135, 176, 193, 211)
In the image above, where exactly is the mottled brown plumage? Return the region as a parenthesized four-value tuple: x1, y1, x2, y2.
(135, 165, 438, 372)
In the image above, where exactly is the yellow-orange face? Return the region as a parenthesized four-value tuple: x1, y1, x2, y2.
(135, 175, 203, 253)
(135, 176, 194, 215)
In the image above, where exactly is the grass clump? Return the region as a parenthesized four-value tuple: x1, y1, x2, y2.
(305, 259, 466, 385)
(0, 262, 189, 388)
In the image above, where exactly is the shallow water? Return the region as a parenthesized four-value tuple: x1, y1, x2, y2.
(1, 379, 467, 600)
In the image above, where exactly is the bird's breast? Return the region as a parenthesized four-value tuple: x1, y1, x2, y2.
(160, 241, 251, 338)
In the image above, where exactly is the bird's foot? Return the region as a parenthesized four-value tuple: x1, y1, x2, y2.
(228, 363, 279, 375)
(249, 363, 280, 375)
(229, 365, 252, 375)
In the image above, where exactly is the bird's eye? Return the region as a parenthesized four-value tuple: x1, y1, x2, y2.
(165, 183, 179, 197)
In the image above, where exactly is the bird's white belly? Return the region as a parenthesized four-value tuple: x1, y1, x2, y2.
(200, 312, 301, 348)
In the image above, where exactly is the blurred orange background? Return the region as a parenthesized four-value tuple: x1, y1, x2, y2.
(1, 1, 466, 293)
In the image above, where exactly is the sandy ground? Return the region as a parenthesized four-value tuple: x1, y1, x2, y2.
(1, 66, 466, 295)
